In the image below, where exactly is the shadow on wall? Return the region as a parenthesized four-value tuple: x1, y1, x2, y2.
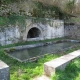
(27, 27, 41, 38)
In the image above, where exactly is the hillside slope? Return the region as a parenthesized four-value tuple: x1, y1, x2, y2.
(0, 0, 80, 16)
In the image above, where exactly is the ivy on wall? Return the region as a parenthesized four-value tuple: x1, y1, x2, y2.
(0, 14, 27, 43)
(0, 14, 26, 31)
(0, 0, 19, 4)
(0, 16, 9, 26)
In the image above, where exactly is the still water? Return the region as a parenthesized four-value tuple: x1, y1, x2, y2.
(9, 42, 80, 61)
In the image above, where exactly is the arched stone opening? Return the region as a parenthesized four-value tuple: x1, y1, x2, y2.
(27, 27, 41, 38)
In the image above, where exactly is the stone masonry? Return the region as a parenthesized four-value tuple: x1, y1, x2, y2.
(64, 24, 80, 39)
(44, 50, 80, 77)
(0, 60, 10, 80)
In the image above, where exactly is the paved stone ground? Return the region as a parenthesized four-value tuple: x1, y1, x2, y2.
(33, 75, 51, 80)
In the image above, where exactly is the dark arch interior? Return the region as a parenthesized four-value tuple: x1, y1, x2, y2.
(27, 27, 41, 38)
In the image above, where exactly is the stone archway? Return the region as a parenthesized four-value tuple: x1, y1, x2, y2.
(27, 27, 41, 38)
(23, 23, 44, 41)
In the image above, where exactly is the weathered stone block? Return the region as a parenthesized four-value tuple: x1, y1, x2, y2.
(0, 60, 10, 80)
(44, 50, 80, 77)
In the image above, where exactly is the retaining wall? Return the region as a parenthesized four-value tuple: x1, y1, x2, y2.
(0, 19, 64, 46)
(64, 24, 80, 39)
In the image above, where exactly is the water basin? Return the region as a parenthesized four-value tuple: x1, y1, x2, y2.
(8, 42, 80, 62)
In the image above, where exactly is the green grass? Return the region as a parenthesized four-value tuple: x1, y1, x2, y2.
(0, 50, 60, 80)
(0, 40, 80, 80)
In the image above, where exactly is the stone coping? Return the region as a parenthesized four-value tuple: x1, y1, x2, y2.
(0, 60, 10, 80)
(3, 39, 80, 52)
(0, 60, 9, 69)
(44, 50, 80, 77)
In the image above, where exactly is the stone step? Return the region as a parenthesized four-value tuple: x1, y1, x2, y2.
(44, 50, 80, 77)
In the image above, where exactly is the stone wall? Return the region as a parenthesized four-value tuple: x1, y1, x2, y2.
(23, 19, 64, 41)
(0, 26, 20, 45)
(64, 24, 80, 39)
(0, 19, 64, 46)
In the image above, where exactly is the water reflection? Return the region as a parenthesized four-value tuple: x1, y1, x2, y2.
(9, 42, 80, 61)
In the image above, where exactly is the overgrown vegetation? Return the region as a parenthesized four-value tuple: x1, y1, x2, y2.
(0, 16, 9, 26)
(30, 2, 70, 19)
(0, 0, 19, 4)
(0, 1, 74, 27)
(0, 15, 26, 27)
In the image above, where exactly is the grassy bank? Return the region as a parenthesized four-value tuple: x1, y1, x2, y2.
(0, 45, 80, 80)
